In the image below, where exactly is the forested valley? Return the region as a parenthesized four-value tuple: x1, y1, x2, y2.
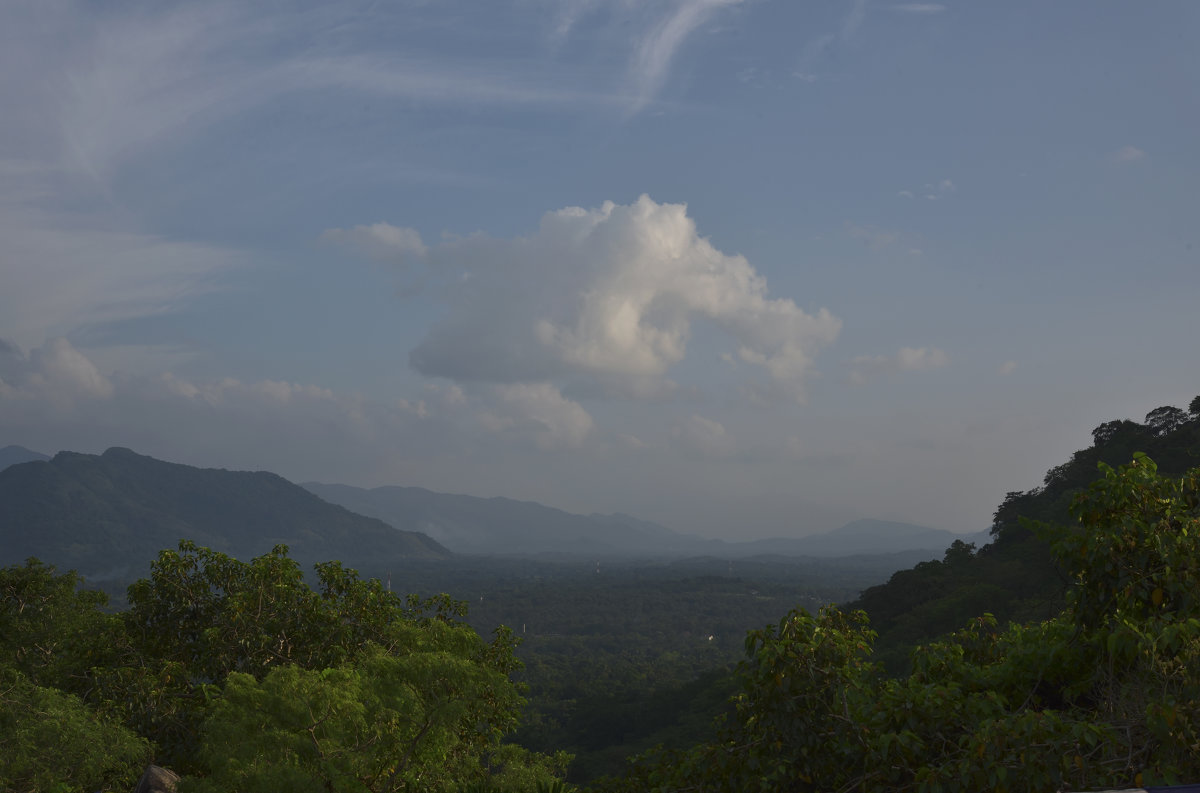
(3, 396, 1200, 792)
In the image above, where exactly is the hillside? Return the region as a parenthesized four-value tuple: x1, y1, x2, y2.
(0, 447, 449, 581)
(847, 397, 1200, 671)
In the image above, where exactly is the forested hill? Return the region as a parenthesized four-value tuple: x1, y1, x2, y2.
(0, 447, 450, 580)
(847, 397, 1200, 671)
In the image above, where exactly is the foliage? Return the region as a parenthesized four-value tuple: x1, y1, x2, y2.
(387, 554, 891, 782)
(616, 455, 1200, 792)
(0, 543, 567, 791)
(181, 648, 567, 793)
(0, 668, 150, 793)
(108, 543, 546, 777)
(0, 558, 117, 691)
(848, 397, 1200, 670)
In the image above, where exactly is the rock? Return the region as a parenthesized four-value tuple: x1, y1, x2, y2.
(132, 765, 179, 793)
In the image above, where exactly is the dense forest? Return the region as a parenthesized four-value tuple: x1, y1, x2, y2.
(3, 396, 1200, 791)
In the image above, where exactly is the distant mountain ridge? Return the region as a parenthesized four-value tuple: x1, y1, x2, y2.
(0, 443, 977, 581)
(0, 444, 49, 470)
(0, 447, 449, 580)
(738, 520, 990, 558)
(303, 482, 980, 558)
(301, 482, 703, 557)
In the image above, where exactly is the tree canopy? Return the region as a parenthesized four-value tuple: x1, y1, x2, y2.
(613, 454, 1200, 792)
(0, 543, 568, 793)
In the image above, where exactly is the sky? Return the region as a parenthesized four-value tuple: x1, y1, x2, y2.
(1, 0, 1198, 540)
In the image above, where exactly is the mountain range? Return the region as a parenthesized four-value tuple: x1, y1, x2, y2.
(302, 481, 985, 558)
(0, 447, 448, 581)
(0, 445, 981, 582)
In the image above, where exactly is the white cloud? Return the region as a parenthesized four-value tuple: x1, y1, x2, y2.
(0, 338, 608, 485)
(1110, 145, 1146, 163)
(480, 382, 595, 451)
(322, 223, 428, 262)
(850, 346, 949, 384)
(0, 338, 115, 408)
(896, 346, 948, 371)
(405, 195, 840, 400)
(0, 338, 460, 482)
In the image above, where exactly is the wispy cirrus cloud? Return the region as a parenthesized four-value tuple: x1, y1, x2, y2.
(0, 202, 243, 351)
(792, 0, 869, 82)
(627, 0, 746, 113)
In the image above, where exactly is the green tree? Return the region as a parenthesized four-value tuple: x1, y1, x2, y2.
(0, 559, 118, 692)
(618, 456, 1200, 792)
(1145, 405, 1189, 437)
(0, 668, 150, 793)
(87, 541, 564, 788)
(182, 648, 567, 793)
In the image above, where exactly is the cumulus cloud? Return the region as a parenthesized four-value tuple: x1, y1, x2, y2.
(403, 195, 840, 400)
(850, 346, 949, 385)
(0, 338, 114, 408)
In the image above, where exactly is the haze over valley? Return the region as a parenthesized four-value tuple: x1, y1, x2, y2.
(3, 2, 1199, 790)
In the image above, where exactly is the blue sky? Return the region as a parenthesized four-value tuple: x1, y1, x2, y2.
(1, 0, 1197, 539)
